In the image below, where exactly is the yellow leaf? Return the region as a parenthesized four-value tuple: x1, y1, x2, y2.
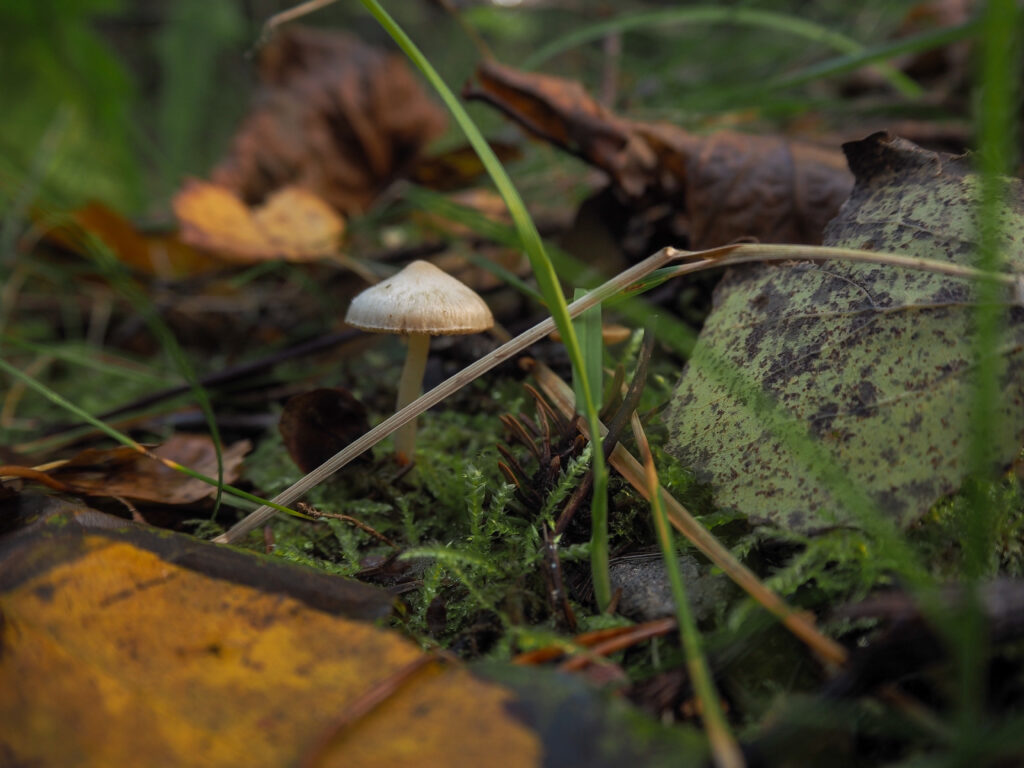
(173, 179, 345, 263)
(0, 512, 540, 767)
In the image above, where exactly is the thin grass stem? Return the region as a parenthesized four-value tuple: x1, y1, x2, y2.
(631, 411, 744, 767)
(357, 0, 613, 607)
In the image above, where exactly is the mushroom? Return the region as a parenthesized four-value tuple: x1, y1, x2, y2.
(344, 260, 494, 462)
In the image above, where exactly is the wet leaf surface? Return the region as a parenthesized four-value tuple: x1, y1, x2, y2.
(665, 133, 1024, 531)
(211, 26, 447, 216)
(465, 59, 853, 248)
(0, 498, 542, 767)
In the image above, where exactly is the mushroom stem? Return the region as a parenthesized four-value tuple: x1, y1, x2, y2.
(394, 332, 431, 461)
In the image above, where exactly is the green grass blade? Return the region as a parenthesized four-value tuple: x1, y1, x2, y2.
(631, 409, 743, 767)
(0, 335, 171, 385)
(768, 17, 984, 92)
(571, 287, 603, 428)
(954, 0, 1021, 756)
(359, 0, 612, 608)
(68, 226, 229, 514)
(524, 6, 922, 98)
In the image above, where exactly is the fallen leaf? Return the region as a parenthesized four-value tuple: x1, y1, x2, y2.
(465, 59, 853, 248)
(46, 202, 220, 278)
(279, 388, 370, 473)
(2, 434, 251, 505)
(211, 26, 447, 216)
(0, 498, 705, 767)
(173, 180, 344, 262)
(0, 499, 533, 766)
(410, 141, 522, 191)
(664, 133, 1024, 532)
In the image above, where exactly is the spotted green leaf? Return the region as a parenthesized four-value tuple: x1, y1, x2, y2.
(665, 133, 1024, 532)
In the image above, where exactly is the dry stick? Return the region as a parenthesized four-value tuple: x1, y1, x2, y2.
(559, 617, 677, 673)
(214, 247, 682, 544)
(299, 503, 397, 548)
(527, 359, 849, 668)
(632, 242, 1024, 294)
(215, 242, 1021, 546)
(261, 0, 338, 39)
(512, 624, 648, 665)
(0, 465, 71, 492)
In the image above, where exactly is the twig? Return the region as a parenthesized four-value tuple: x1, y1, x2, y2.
(513, 624, 643, 665)
(260, 0, 338, 44)
(298, 502, 397, 548)
(44, 329, 364, 432)
(558, 617, 677, 672)
(0, 465, 71, 492)
(541, 526, 577, 631)
(626, 242, 1024, 298)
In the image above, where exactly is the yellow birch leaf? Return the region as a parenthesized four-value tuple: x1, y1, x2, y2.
(0, 505, 540, 767)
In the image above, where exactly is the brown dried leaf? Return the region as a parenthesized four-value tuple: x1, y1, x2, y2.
(173, 180, 344, 262)
(49, 434, 250, 505)
(44, 202, 220, 278)
(467, 61, 641, 191)
(410, 141, 521, 192)
(465, 60, 853, 248)
(278, 388, 370, 474)
(212, 27, 447, 216)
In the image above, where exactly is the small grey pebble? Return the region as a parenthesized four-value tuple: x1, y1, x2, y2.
(610, 553, 731, 622)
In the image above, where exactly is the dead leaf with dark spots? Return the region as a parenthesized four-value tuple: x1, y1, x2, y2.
(664, 132, 1024, 532)
(30, 434, 249, 505)
(279, 388, 370, 473)
(173, 180, 344, 262)
(211, 26, 447, 216)
(464, 59, 853, 248)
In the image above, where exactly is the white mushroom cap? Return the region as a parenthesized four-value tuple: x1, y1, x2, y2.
(345, 260, 494, 335)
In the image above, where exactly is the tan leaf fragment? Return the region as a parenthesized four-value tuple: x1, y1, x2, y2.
(173, 180, 344, 262)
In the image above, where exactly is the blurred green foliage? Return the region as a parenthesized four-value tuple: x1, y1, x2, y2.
(0, 0, 929, 217)
(0, 0, 141, 211)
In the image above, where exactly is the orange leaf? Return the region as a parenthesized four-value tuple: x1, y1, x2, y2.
(46, 202, 221, 278)
(173, 180, 345, 263)
(0, 503, 541, 767)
